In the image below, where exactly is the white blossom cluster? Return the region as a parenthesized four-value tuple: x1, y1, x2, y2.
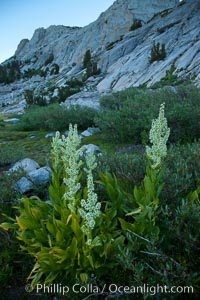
(51, 124, 83, 212)
(51, 124, 101, 233)
(146, 103, 170, 169)
(79, 152, 101, 235)
(62, 125, 83, 210)
(51, 131, 64, 169)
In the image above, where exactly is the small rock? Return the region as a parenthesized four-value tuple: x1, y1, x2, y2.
(4, 118, 20, 123)
(87, 127, 101, 134)
(15, 177, 33, 193)
(80, 127, 101, 137)
(81, 144, 100, 156)
(28, 134, 36, 139)
(80, 130, 93, 137)
(45, 132, 57, 138)
(52, 88, 59, 98)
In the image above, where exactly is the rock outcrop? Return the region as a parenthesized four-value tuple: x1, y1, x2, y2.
(0, 0, 199, 111)
(14, 0, 178, 68)
(97, 0, 200, 90)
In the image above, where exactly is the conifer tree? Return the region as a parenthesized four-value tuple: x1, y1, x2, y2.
(149, 42, 166, 63)
(83, 49, 92, 69)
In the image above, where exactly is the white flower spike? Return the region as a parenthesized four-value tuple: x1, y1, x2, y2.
(146, 103, 170, 169)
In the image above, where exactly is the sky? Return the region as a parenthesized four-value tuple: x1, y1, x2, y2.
(0, 0, 114, 63)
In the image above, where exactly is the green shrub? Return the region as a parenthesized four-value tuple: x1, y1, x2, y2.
(83, 49, 101, 79)
(0, 228, 33, 295)
(14, 104, 97, 131)
(0, 60, 21, 84)
(0, 170, 24, 204)
(0, 170, 33, 297)
(57, 85, 81, 103)
(149, 41, 166, 63)
(24, 89, 48, 107)
(98, 141, 200, 207)
(65, 78, 84, 88)
(23, 68, 47, 78)
(152, 65, 192, 89)
(95, 84, 200, 143)
(1, 126, 125, 289)
(5, 107, 169, 290)
(106, 36, 123, 51)
(129, 19, 142, 31)
(83, 49, 92, 69)
(97, 150, 146, 188)
(0, 144, 25, 167)
(50, 63, 59, 75)
(98, 106, 200, 296)
(85, 62, 101, 78)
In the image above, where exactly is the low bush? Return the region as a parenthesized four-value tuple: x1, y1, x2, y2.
(24, 89, 48, 107)
(0, 227, 33, 296)
(0, 60, 21, 84)
(95, 84, 200, 143)
(0, 144, 25, 167)
(149, 41, 166, 63)
(65, 78, 84, 88)
(23, 68, 47, 78)
(0, 170, 24, 205)
(1, 126, 126, 290)
(14, 104, 97, 131)
(129, 19, 142, 31)
(0, 170, 33, 297)
(83, 49, 101, 79)
(56, 85, 81, 103)
(151, 65, 191, 88)
(97, 141, 200, 207)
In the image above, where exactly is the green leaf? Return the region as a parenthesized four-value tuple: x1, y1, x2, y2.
(112, 235, 125, 248)
(56, 230, 63, 242)
(144, 175, 154, 200)
(187, 186, 200, 204)
(45, 272, 59, 285)
(46, 222, 56, 235)
(80, 273, 88, 283)
(134, 186, 143, 203)
(91, 236, 102, 247)
(118, 218, 135, 231)
(0, 222, 17, 230)
(87, 255, 94, 268)
(16, 216, 27, 230)
(71, 216, 82, 239)
(126, 207, 141, 216)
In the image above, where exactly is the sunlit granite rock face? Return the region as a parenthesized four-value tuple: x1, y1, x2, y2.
(0, 0, 199, 111)
(14, 0, 179, 67)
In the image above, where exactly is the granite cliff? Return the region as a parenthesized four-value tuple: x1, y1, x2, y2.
(0, 0, 199, 112)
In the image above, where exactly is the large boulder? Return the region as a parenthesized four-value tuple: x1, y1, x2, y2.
(28, 166, 52, 185)
(62, 91, 103, 110)
(9, 158, 40, 173)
